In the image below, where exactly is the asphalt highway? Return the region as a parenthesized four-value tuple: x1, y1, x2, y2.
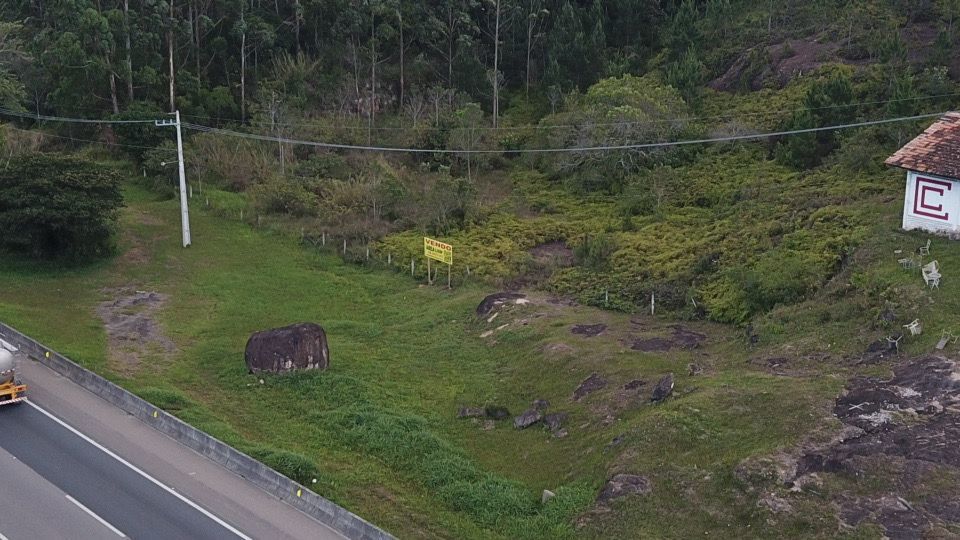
(0, 444, 119, 539)
(0, 401, 243, 539)
(0, 354, 347, 540)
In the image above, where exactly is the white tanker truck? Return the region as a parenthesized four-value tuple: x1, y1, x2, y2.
(0, 340, 26, 406)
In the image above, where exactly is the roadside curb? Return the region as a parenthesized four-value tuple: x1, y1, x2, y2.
(0, 322, 395, 540)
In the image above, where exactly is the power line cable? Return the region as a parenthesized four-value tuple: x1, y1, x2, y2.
(181, 111, 945, 155)
(180, 91, 960, 132)
(0, 124, 179, 152)
(0, 107, 160, 124)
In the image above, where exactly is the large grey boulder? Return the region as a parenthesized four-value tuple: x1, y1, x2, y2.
(244, 323, 330, 374)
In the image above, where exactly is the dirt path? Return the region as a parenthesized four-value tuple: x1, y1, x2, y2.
(96, 288, 176, 376)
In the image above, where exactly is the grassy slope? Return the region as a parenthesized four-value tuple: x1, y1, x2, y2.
(0, 178, 915, 538)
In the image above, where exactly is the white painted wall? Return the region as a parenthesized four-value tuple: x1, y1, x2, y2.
(902, 170, 960, 235)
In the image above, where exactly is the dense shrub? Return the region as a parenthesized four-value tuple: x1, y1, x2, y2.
(574, 233, 617, 269)
(250, 176, 318, 216)
(0, 154, 123, 260)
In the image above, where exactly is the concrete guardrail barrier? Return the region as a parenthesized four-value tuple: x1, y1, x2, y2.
(0, 321, 395, 540)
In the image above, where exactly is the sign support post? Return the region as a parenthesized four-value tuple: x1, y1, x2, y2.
(423, 237, 454, 289)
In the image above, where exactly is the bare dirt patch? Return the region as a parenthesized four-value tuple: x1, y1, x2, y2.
(529, 241, 574, 267)
(629, 325, 706, 352)
(571, 324, 607, 338)
(543, 342, 575, 357)
(711, 37, 842, 91)
(670, 325, 706, 349)
(96, 288, 176, 375)
(573, 373, 608, 402)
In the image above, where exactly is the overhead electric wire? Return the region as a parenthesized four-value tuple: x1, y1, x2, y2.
(179, 91, 960, 132)
(0, 102, 945, 155)
(182, 112, 945, 155)
(0, 107, 159, 124)
(0, 124, 179, 152)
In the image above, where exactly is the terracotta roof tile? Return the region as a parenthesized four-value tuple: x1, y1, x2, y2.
(886, 112, 960, 179)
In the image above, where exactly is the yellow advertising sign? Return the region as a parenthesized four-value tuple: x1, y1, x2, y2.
(424, 237, 453, 265)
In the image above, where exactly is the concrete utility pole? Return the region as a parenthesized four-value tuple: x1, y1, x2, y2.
(156, 111, 191, 247)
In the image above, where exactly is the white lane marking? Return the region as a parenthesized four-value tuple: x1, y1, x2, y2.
(0, 531, 9, 540)
(65, 494, 127, 537)
(25, 401, 253, 540)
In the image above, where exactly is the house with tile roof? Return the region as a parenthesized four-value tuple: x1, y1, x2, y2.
(886, 112, 960, 236)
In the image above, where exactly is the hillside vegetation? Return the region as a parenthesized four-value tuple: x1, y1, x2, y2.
(2, 0, 960, 538)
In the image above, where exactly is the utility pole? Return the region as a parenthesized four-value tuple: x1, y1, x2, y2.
(156, 111, 191, 247)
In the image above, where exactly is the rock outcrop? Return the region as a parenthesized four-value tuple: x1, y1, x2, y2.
(244, 322, 330, 374)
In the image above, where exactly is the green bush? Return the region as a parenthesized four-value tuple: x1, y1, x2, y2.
(250, 176, 318, 216)
(136, 388, 195, 411)
(0, 154, 124, 260)
(246, 446, 320, 486)
(574, 233, 618, 269)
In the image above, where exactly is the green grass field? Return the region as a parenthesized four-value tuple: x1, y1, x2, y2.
(1, 179, 958, 538)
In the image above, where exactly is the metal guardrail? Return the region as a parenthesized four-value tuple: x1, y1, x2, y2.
(0, 321, 394, 540)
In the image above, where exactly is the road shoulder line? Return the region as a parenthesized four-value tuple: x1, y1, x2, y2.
(27, 401, 252, 540)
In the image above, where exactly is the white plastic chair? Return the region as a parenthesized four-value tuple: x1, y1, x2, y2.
(922, 260, 941, 289)
(903, 319, 922, 336)
(919, 239, 931, 257)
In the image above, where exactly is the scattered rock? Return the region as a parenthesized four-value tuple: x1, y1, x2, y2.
(476, 292, 526, 316)
(244, 322, 330, 374)
(533, 399, 551, 411)
(607, 434, 625, 448)
(623, 379, 645, 391)
(481, 420, 495, 431)
(514, 408, 543, 429)
(759, 492, 794, 514)
(793, 356, 960, 537)
(544, 412, 568, 432)
(861, 337, 899, 363)
(571, 324, 607, 337)
(480, 330, 494, 338)
(542, 489, 556, 504)
(597, 474, 652, 503)
(457, 407, 484, 419)
(553, 429, 568, 438)
(485, 405, 511, 420)
(687, 363, 703, 376)
(573, 372, 608, 401)
(651, 374, 675, 402)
